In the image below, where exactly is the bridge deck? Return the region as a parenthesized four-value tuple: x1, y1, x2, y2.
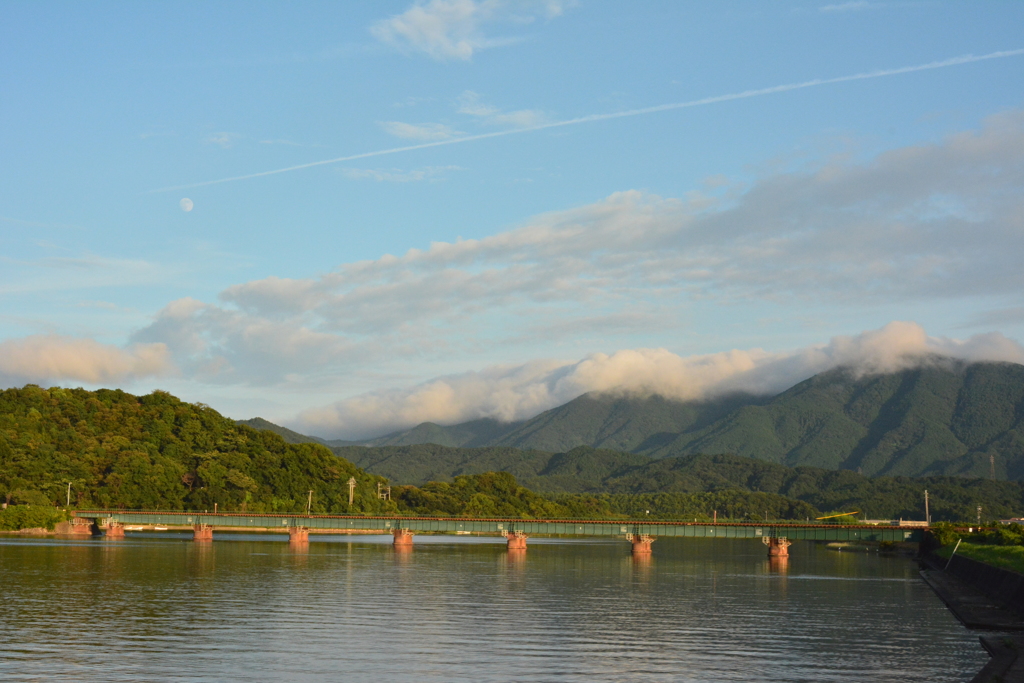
(74, 510, 924, 542)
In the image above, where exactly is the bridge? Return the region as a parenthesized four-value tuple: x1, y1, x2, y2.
(70, 510, 925, 558)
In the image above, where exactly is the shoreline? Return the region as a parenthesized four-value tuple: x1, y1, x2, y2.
(919, 551, 1024, 681)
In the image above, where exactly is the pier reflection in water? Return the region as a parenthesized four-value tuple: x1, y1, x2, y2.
(0, 534, 986, 682)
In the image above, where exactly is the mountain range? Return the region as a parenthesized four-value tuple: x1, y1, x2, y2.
(259, 360, 1024, 480)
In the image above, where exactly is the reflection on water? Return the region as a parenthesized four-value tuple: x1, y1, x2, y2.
(0, 534, 986, 682)
(768, 556, 790, 574)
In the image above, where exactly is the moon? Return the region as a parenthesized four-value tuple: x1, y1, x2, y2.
(180, 198, 194, 212)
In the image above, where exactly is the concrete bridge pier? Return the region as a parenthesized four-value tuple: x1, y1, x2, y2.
(105, 521, 125, 538)
(289, 526, 309, 544)
(193, 524, 214, 541)
(58, 518, 94, 535)
(393, 528, 414, 547)
(628, 533, 654, 555)
(763, 536, 791, 557)
(505, 531, 528, 550)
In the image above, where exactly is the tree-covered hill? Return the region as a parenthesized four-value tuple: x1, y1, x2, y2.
(355, 360, 1024, 479)
(0, 385, 390, 514)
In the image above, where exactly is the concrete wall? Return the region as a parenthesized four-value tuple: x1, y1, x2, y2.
(944, 553, 1024, 617)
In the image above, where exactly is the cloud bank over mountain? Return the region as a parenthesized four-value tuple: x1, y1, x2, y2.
(296, 322, 1024, 439)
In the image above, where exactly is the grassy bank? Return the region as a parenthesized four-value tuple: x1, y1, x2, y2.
(936, 542, 1024, 575)
(0, 506, 68, 531)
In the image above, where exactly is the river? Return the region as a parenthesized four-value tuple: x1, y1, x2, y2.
(0, 533, 988, 682)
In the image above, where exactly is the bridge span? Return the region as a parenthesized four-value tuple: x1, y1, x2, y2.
(71, 510, 925, 558)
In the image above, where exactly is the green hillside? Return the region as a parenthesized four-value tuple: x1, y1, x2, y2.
(357, 361, 1024, 479)
(364, 418, 515, 448)
(0, 385, 390, 514)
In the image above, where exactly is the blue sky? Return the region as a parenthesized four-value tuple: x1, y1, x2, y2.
(2, 1, 1024, 437)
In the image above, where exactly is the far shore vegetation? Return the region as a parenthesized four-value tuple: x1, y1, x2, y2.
(931, 522, 1024, 574)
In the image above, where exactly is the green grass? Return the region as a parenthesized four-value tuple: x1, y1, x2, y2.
(936, 542, 1024, 574)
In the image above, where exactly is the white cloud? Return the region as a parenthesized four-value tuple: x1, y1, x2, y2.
(342, 165, 463, 182)
(296, 322, 1024, 439)
(379, 121, 462, 140)
(206, 132, 240, 148)
(820, 1, 877, 12)
(259, 139, 319, 148)
(130, 112, 1024, 392)
(371, 0, 570, 61)
(457, 90, 547, 128)
(378, 92, 544, 145)
(0, 335, 172, 386)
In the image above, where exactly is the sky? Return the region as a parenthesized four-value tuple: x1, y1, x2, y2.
(2, 1, 1024, 439)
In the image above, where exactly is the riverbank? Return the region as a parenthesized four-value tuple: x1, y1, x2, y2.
(0, 527, 53, 536)
(920, 550, 1024, 681)
(936, 542, 1024, 574)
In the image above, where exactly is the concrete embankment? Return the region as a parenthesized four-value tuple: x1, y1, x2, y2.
(921, 552, 1024, 629)
(920, 552, 1024, 682)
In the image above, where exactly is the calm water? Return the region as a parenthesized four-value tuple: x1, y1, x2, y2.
(0, 533, 987, 682)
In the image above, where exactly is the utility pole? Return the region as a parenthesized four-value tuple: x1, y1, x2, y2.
(66, 482, 71, 508)
(978, 506, 983, 525)
(924, 490, 930, 525)
(991, 454, 996, 480)
(307, 490, 314, 515)
(348, 477, 356, 507)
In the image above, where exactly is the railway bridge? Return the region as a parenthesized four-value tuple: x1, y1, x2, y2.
(71, 510, 925, 558)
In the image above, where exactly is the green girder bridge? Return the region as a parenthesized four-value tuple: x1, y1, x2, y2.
(72, 510, 924, 556)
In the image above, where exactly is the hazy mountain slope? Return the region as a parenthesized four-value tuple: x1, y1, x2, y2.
(650, 362, 1024, 477)
(362, 418, 516, 448)
(490, 393, 757, 453)
(334, 444, 555, 487)
(236, 417, 327, 445)
(359, 360, 1024, 479)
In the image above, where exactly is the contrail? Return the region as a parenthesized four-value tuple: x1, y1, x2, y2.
(152, 48, 1024, 193)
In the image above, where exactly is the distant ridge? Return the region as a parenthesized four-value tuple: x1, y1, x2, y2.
(348, 360, 1024, 479)
(235, 417, 328, 445)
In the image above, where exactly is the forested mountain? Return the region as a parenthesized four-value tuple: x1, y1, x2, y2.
(356, 361, 1024, 479)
